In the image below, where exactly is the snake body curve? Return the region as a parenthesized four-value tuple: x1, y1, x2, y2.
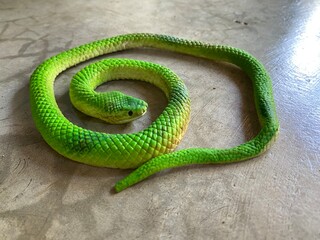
(30, 33, 279, 192)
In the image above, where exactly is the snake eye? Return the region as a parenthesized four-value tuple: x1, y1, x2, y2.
(128, 110, 133, 116)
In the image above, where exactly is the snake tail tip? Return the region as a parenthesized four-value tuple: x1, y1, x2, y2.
(114, 173, 146, 192)
(114, 181, 129, 193)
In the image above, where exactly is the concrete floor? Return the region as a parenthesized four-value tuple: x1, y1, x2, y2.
(1, 0, 319, 239)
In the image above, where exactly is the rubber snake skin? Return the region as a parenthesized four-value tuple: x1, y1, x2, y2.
(30, 33, 279, 192)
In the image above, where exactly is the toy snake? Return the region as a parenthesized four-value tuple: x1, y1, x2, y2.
(30, 33, 279, 192)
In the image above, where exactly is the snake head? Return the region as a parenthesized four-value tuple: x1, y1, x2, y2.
(99, 91, 148, 124)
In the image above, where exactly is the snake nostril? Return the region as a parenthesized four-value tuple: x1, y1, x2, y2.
(128, 110, 133, 116)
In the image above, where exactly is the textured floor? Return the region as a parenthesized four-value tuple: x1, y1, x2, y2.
(1, 0, 320, 239)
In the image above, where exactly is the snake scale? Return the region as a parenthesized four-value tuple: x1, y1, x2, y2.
(30, 33, 279, 192)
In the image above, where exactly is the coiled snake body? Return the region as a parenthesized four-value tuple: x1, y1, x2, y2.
(30, 33, 279, 192)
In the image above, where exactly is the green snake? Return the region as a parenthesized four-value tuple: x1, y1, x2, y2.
(30, 33, 279, 192)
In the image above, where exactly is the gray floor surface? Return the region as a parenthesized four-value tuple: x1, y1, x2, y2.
(0, 0, 319, 239)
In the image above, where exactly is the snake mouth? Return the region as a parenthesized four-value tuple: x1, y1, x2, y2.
(135, 101, 148, 117)
(133, 107, 147, 119)
(139, 107, 147, 116)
